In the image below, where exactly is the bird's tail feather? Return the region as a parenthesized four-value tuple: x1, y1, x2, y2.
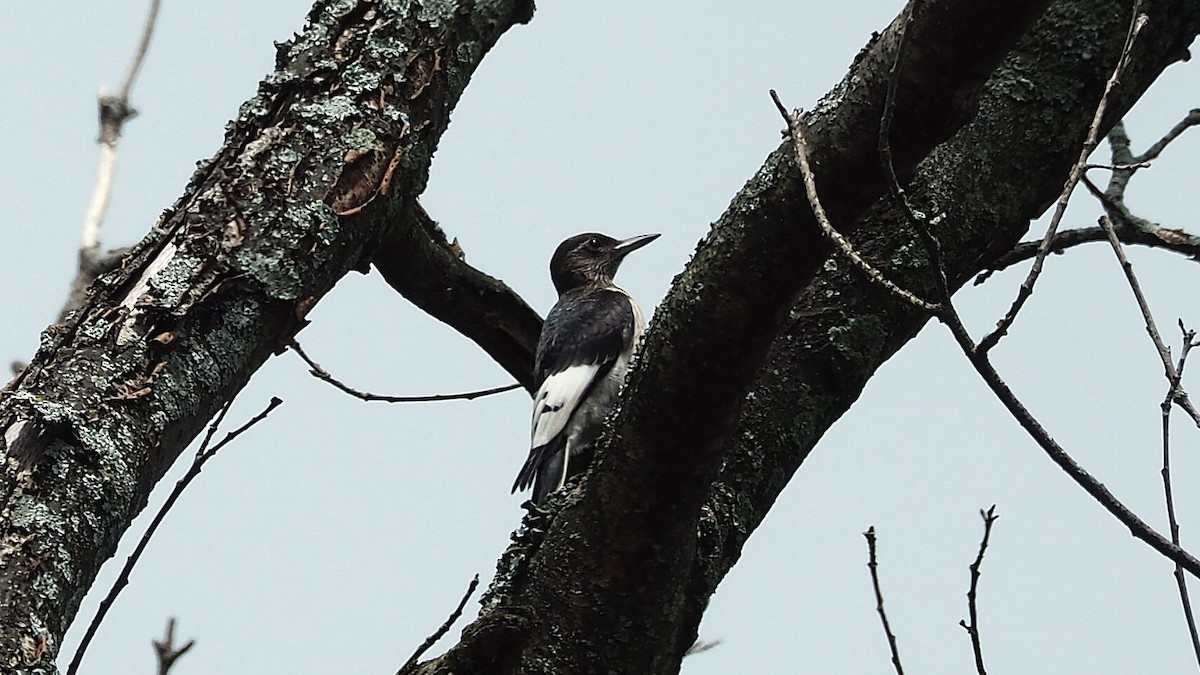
(513, 436, 566, 498)
(531, 444, 567, 505)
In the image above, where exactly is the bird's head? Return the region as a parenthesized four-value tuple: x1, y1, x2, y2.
(549, 232, 659, 294)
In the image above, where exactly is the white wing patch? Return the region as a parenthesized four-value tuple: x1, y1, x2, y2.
(531, 363, 601, 449)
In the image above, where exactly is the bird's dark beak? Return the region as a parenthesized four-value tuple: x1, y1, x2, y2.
(612, 233, 660, 258)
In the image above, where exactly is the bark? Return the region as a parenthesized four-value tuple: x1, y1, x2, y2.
(695, 0, 1200, 610)
(0, 0, 1196, 673)
(414, 0, 1200, 673)
(0, 0, 533, 670)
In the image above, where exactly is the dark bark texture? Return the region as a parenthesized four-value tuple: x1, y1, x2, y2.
(0, 0, 1197, 673)
(418, 0, 1200, 673)
(0, 0, 533, 670)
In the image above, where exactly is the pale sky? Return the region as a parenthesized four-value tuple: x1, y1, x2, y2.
(2, 1, 1199, 673)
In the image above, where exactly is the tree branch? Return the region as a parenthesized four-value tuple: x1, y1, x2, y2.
(1162, 324, 1200, 668)
(977, 2, 1147, 354)
(864, 527, 905, 675)
(151, 618, 195, 675)
(960, 506, 998, 675)
(397, 575, 480, 675)
(0, 0, 535, 665)
(64, 0, 162, 322)
(1097, 215, 1200, 426)
(66, 398, 282, 675)
(428, 0, 1057, 671)
(771, 0, 1200, 582)
(975, 223, 1200, 282)
(290, 340, 521, 403)
(686, 0, 1200, 642)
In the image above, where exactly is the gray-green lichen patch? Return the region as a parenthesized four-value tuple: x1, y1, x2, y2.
(340, 64, 385, 92)
(345, 127, 385, 152)
(302, 95, 361, 123)
(417, 0, 458, 26)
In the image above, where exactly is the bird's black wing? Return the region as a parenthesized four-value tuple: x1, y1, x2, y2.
(512, 289, 635, 495)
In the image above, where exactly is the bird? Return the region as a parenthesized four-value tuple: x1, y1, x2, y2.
(512, 232, 659, 504)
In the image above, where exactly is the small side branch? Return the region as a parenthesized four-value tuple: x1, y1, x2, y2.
(864, 527, 905, 675)
(959, 506, 998, 675)
(977, 2, 1147, 354)
(1162, 324, 1200, 667)
(65, 397, 282, 675)
(776, 1, 1200, 578)
(1096, 215, 1200, 427)
(975, 224, 1200, 283)
(396, 574, 480, 675)
(770, 90, 939, 314)
(289, 341, 521, 403)
(152, 618, 195, 675)
(81, 0, 162, 256)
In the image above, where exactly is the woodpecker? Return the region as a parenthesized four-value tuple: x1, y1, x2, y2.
(512, 232, 659, 504)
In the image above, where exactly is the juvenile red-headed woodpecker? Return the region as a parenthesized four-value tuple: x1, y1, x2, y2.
(512, 232, 659, 504)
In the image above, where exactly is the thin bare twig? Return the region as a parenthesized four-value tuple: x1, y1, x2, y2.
(978, 109, 1200, 284)
(859, 1, 1200, 582)
(1136, 108, 1200, 165)
(83, 0, 162, 256)
(777, 0, 1200, 589)
(977, 2, 1147, 354)
(1096, 215, 1200, 426)
(959, 506, 998, 675)
(289, 340, 521, 403)
(864, 527, 905, 675)
(975, 224, 1200, 283)
(66, 397, 282, 675)
(770, 89, 939, 313)
(1085, 161, 1153, 172)
(396, 574, 480, 675)
(152, 618, 195, 675)
(1162, 324, 1200, 667)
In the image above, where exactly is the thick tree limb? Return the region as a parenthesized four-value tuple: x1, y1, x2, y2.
(423, 0, 1055, 671)
(0, 0, 534, 667)
(686, 0, 1200, 638)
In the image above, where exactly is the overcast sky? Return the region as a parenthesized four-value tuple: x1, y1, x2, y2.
(2, 1, 1199, 673)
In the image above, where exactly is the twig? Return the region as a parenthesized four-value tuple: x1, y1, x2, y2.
(66, 397, 282, 675)
(152, 618, 195, 675)
(1162, 324, 1200, 667)
(1096, 215, 1200, 426)
(396, 574, 480, 675)
(770, 90, 939, 313)
(779, 0, 1200, 584)
(959, 506, 998, 675)
(864, 527, 905, 675)
(979, 109, 1200, 284)
(975, 224, 1200, 283)
(941, 302, 1200, 578)
(1135, 108, 1200, 165)
(289, 340, 521, 403)
(82, 0, 162, 256)
(977, 2, 1147, 354)
(1084, 161, 1153, 172)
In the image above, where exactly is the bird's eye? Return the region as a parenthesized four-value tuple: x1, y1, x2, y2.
(586, 237, 599, 249)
